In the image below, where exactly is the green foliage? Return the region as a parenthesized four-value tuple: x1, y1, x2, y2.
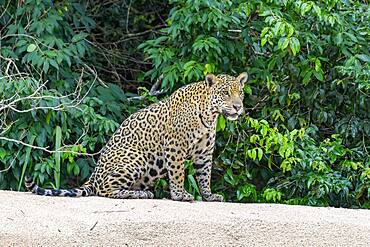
(0, 0, 127, 189)
(1, 0, 369, 208)
(263, 188, 283, 203)
(141, 0, 370, 207)
(271, 132, 369, 207)
(86, 0, 168, 88)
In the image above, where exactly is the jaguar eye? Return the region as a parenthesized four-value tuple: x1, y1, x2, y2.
(223, 90, 230, 97)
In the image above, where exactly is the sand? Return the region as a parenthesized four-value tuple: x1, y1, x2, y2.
(0, 191, 369, 246)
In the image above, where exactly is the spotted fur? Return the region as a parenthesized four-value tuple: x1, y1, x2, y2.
(26, 73, 248, 201)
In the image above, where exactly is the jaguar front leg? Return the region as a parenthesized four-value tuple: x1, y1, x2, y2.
(193, 154, 224, 202)
(165, 149, 194, 202)
(191, 130, 223, 202)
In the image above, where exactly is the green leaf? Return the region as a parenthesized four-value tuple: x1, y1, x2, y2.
(345, 32, 358, 43)
(64, 55, 72, 67)
(257, 148, 263, 161)
(280, 159, 291, 173)
(249, 134, 259, 144)
(334, 33, 343, 45)
(307, 176, 315, 189)
(246, 149, 256, 160)
(18, 135, 36, 191)
(72, 32, 89, 43)
(45, 50, 57, 58)
(251, 149, 257, 160)
(268, 156, 273, 169)
(73, 164, 80, 176)
(49, 59, 59, 70)
(188, 174, 200, 195)
(313, 5, 321, 17)
(184, 60, 196, 79)
(356, 54, 370, 62)
(7, 24, 18, 35)
(302, 71, 312, 85)
(287, 24, 294, 37)
(67, 163, 74, 175)
(289, 37, 300, 55)
(261, 27, 269, 36)
(244, 85, 252, 95)
(54, 126, 62, 189)
(278, 145, 286, 158)
(204, 63, 215, 74)
(16, 39, 27, 47)
(0, 148, 6, 159)
(314, 59, 321, 72)
(27, 44, 37, 53)
(43, 60, 49, 74)
(278, 37, 289, 50)
(261, 37, 267, 47)
(314, 71, 324, 81)
(217, 115, 226, 131)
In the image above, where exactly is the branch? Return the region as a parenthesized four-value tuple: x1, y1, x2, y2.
(0, 34, 60, 51)
(0, 0, 11, 19)
(0, 136, 102, 157)
(149, 74, 166, 96)
(0, 55, 23, 78)
(0, 67, 97, 114)
(0, 79, 47, 111)
(92, 24, 167, 45)
(228, 29, 242, 33)
(127, 74, 167, 101)
(83, 63, 108, 87)
(244, 95, 269, 115)
(0, 150, 20, 173)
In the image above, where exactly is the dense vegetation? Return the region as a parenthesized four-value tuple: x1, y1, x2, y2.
(0, 0, 369, 208)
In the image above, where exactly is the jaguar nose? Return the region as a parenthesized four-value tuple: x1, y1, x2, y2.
(233, 103, 242, 112)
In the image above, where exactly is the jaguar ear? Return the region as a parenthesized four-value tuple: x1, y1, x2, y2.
(237, 72, 248, 86)
(205, 74, 217, 86)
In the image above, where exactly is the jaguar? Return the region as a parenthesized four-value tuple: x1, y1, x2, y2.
(26, 72, 248, 201)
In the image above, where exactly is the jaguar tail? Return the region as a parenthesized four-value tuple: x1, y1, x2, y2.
(25, 175, 94, 197)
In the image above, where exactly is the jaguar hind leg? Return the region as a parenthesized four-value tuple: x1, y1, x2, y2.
(110, 189, 154, 199)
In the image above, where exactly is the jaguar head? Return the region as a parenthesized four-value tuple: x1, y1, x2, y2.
(207, 72, 248, 121)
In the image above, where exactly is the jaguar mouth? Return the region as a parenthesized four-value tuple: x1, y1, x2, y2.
(222, 111, 240, 120)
